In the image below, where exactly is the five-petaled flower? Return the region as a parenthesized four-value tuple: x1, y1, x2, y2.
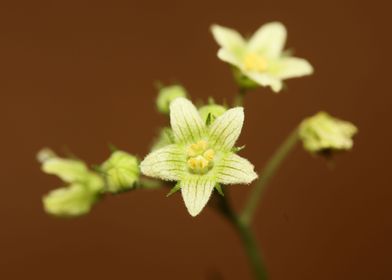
(211, 22, 313, 92)
(140, 97, 258, 216)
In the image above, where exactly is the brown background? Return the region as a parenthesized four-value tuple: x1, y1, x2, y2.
(1, 0, 391, 279)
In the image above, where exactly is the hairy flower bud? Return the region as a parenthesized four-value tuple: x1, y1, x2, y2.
(198, 104, 227, 124)
(299, 112, 358, 155)
(156, 85, 187, 114)
(100, 151, 140, 193)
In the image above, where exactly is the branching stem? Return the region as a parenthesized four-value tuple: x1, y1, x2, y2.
(241, 128, 300, 225)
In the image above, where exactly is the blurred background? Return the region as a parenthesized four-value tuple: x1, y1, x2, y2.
(1, 0, 391, 279)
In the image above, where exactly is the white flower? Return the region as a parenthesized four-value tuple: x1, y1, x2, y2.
(140, 98, 257, 217)
(211, 22, 313, 92)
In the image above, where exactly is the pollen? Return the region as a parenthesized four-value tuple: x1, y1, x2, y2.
(203, 149, 215, 161)
(187, 140, 215, 174)
(243, 53, 268, 72)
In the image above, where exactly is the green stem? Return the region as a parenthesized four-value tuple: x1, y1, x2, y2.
(241, 128, 300, 225)
(217, 194, 268, 280)
(234, 88, 247, 107)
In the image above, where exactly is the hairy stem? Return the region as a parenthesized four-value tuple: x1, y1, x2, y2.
(241, 128, 299, 225)
(217, 193, 268, 280)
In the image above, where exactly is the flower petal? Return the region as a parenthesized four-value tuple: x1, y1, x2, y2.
(180, 176, 215, 217)
(209, 108, 244, 151)
(245, 72, 283, 92)
(140, 144, 186, 181)
(42, 158, 89, 183)
(247, 22, 287, 58)
(217, 48, 242, 68)
(42, 184, 98, 217)
(274, 57, 314, 79)
(170, 97, 206, 144)
(211, 24, 246, 56)
(215, 153, 258, 185)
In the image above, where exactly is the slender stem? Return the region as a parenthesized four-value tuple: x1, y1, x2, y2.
(234, 87, 247, 107)
(241, 128, 300, 225)
(217, 193, 268, 280)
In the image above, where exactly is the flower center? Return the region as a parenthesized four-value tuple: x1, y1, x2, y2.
(187, 140, 215, 174)
(243, 52, 268, 72)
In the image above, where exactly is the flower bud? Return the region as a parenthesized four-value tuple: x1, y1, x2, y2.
(43, 184, 99, 217)
(299, 112, 358, 155)
(151, 127, 174, 151)
(100, 151, 140, 193)
(156, 85, 187, 114)
(36, 148, 57, 163)
(198, 104, 227, 124)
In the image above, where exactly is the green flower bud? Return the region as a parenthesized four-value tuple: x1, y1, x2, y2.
(156, 85, 187, 114)
(43, 183, 99, 217)
(151, 127, 175, 151)
(198, 104, 227, 124)
(100, 151, 140, 193)
(299, 112, 358, 155)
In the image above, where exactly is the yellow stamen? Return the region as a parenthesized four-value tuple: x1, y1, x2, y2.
(243, 53, 268, 72)
(203, 149, 215, 161)
(187, 141, 215, 174)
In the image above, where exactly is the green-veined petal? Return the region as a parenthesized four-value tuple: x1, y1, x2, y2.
(170, 97, 206, 144)
(209, 107, 244, 150)
(140, 144, 186, 181)
(245, 72, 283, 92)
(42, 184, 98, 217)
(215, 153, 258, 185)
(211, 24, 246, 55)
(180, 176, 215, 217)
(274, 57, 314, 79)
(42, 158, 88, 183)
(247, 22, 287, 58)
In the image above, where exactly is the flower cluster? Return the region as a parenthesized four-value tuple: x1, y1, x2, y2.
(38, 22, 357, 219)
